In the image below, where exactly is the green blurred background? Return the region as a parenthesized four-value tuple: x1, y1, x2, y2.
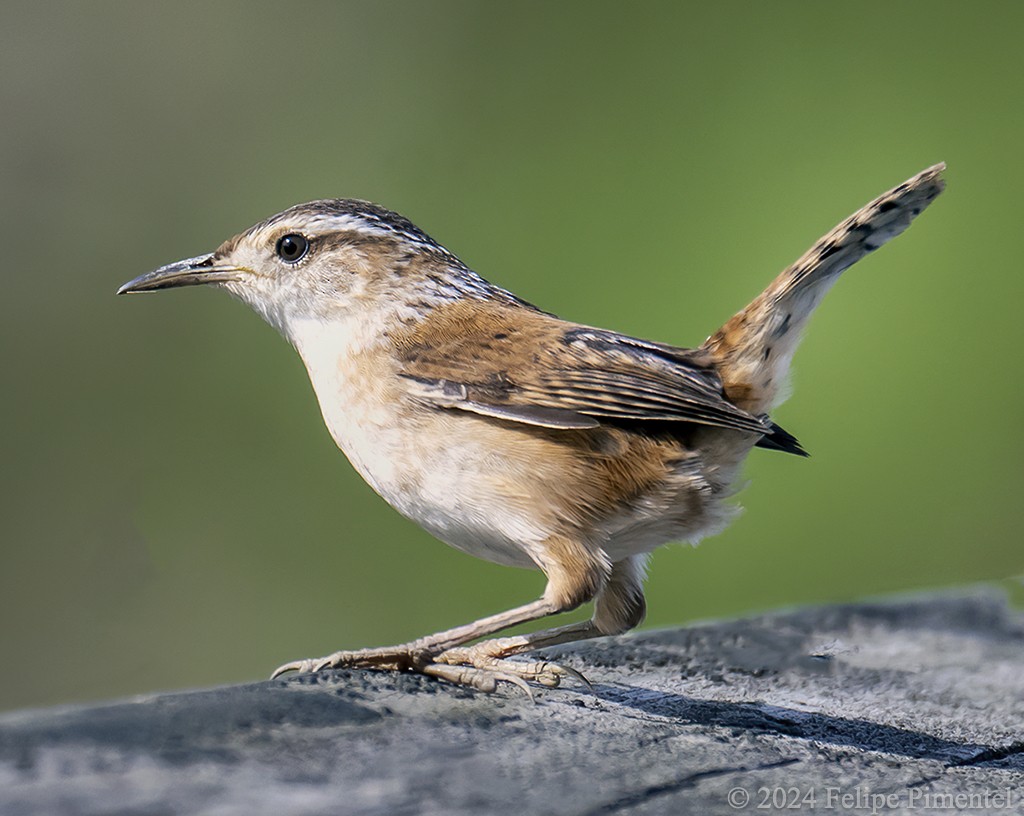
(2, 1, 1022, 712)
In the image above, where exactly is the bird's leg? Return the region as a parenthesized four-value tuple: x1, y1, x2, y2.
(271, 536, 611, 692)
(433, 555, 648, 688)
(270, 597, 558, 678)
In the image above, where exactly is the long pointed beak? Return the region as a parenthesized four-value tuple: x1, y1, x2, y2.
(117, 253, 242, 295)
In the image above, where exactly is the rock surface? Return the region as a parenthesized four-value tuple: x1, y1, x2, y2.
(2, 591, 1023, 815)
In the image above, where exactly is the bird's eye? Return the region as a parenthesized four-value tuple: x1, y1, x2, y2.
(275, 233, 309, 264)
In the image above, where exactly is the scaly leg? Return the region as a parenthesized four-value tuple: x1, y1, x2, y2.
(270, 597, 558, 678)
(432, 555, 648, 686)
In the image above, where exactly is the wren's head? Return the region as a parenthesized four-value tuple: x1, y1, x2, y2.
(118, 200, 520, 342)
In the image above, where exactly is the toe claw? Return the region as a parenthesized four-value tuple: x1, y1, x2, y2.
(270, 659, 309, 679)
(271, 653, 344, 679)
(551, 661, 593, 690)
(491, 671, 535, 700)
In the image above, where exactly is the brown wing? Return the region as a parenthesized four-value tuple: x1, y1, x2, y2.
(394, 300, 772, 436)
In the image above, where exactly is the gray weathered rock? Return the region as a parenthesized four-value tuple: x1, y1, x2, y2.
(2, 591, 1022, 815)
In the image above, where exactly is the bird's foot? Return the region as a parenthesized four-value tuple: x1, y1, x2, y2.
(271, 637, 588, 696)
(433, 638, 591, 691)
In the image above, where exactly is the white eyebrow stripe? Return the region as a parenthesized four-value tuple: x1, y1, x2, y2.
(281, 211, 459, 260)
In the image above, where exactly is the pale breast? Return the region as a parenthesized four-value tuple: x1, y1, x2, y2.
(289, 315, 551, 568)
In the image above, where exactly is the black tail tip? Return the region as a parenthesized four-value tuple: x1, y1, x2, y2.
(757, 421, 809, 457)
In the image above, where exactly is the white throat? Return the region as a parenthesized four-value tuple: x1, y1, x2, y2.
(283, 311, 406, 494)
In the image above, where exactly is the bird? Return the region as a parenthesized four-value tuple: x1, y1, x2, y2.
(119, 164, 945, 693)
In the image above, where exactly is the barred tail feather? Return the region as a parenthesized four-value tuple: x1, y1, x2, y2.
(704, 164, 945, 415)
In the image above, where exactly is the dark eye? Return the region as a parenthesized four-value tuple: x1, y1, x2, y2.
(275, 233, 309, 263)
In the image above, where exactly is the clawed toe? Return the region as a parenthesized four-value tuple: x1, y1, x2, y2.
(421, 663, 535, 699)
(270, 659, 313, 679)
(546, 661, 593, 690)
(270, 652, 349, 679)
(270, 647, 426, 680)
(433, 645, 590, 690)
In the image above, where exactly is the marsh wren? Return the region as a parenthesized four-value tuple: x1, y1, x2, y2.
(119, 164, 945, 692)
